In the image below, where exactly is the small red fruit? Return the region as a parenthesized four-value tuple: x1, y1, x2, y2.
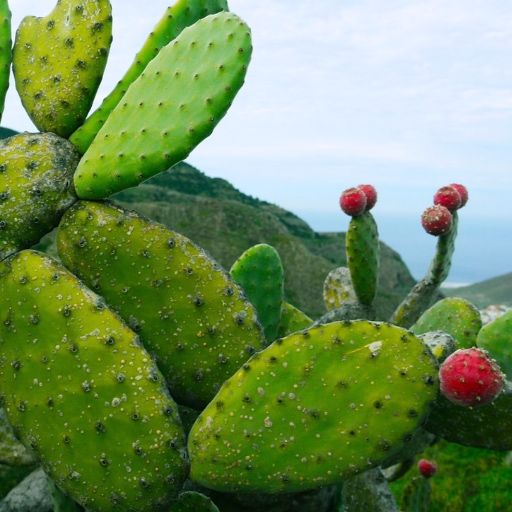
(450, 183, 469, 207)
(439, 348, 505, 407)
(421, 205, 452, 236)
(417, 459, 437, 478)
(339, 187, 367, 217)
(434, 186, 462, 212)
(357, 184, 377, 211)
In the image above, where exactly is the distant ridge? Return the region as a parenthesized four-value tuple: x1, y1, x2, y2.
(443, 272, 512, 308)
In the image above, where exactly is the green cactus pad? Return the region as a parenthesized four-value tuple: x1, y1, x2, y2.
(170, 491, 220, 512)
(231, 244, 284, 344)
(277, 302, 312, 338)
(477, 310, 512, 379)
(0, 133, 78, 261)
(401, 477, 431, 512)
(412, 297, 482, 349)
(425, 385, 512, 450)
(70, 0, 229, 153)
(391, 213, 458, 328)
(418, 331, 456, 363)
(57, 201, 265, 408)
(74, 12, 251, 199)
(0, 251, 188, 511)
(346, 212, 379, 306)
(0, 1, 11, 121)
(188, 320, 438, 493)
(12, 0, 112, 138)
(323, 267, 356, 311)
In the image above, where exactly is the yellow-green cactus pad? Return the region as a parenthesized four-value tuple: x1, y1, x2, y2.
(277, 302, 312, 338)
(13, 0, 112, 137)
(189, 321, 438, 493)
(0, 251, 188, 511)
(0, 133, 78, 261)
(0, 1, 11, 121)
(57, 201, 265, 408)
(74, 12, 251, 199)
(323, 266, 356, 311)
(70, 0, 229, 153)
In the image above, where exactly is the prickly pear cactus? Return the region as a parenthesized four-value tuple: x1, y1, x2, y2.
(477, 310, 512, 379)
(189, 321, 438, 493)
(74, 11, 252, 199)
(230, 244, 284, 344)
(70, 0, 229, 153)
(170, 491, 220, 512)
(0, 133, 78, 261)
(0, 251, 189, 511)
(57, 201, 265, 408)
(412, 297, 482, 349)
(0, 0, 11, 121)
(13, 0, 112, 137)
(277, 302, 312, 338)
(323, 266, 356, 311)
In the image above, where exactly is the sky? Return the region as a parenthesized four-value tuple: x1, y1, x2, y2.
(3, 1, 512, 284)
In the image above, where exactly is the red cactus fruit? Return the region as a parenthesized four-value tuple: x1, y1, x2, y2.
(434, 186, 462, 212)
(439, 348, 505, 407)
(417, 459, 437, 478)
(357, 184, 377, 211)
(450, 183, 469, 207)
(339, 187, 367, 217)
(421, 205, 453, 236)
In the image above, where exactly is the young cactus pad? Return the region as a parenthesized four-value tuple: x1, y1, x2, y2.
(412, 297, 482, 349)
(189, 321, 438, 493)
(277, 302, 313, 338)
(70, 0, 229, 153)
(0, 133, 79, 261)
(346, 212, 379, 306)
(0, 251, 188, 511)
(230, 244, 284, 344)
(13, 0, 112, 137)
(57, 201, 265, 408)
(0, 0, 11, 121)
(73, 11, 252, 199)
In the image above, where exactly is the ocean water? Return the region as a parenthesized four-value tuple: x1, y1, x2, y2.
(298, 212, 511, 286)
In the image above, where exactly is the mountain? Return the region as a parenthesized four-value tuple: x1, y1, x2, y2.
(443, 273, 512, 308)
(39, 162, 416, 319)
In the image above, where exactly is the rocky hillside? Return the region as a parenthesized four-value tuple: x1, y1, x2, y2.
(443, 273, 512, 308)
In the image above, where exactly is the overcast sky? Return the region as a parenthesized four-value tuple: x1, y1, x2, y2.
(3, 1, 512, 283)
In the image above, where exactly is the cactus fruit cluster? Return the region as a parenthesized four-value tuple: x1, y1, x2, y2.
(0, 1, 509, 511)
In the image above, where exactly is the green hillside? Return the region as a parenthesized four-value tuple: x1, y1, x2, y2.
(38, 162, 416, 319)
(443, 273, 512, 308)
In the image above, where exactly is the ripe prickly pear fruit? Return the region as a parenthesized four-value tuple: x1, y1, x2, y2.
(0, 1, 11, 121)
(339, 187, 367, 217)
(358, 184, 377, 211)
(57, 201, 264, 409)
(450, 183, 468, 207)
(189, 321, 438, 493)
(0, 251, 188, 511)
(71, 0, 229, 153)
(421, 205, 452, 236)
(13, 0, 112, 138)
(277, 302, 312, 338)
(0, 133, 78, 261)
(417, 459, 437, 478)
(170, 491, 220, 512)
(74, 12, 252, 199)
(433, 185, 462, 212)
(230, 244, 284, 344)
(439, 348, 505, 407)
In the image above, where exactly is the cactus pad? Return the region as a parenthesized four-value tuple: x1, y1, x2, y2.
(57, 201, 265, 408)
(412, 297, 482, 349)
(74, 12, 252, 199)
(170, 491, 220, 512)
(0, 133, 78, 261)
(189, 320, 438, 493)
(323, 266, 356, 311)
(0, 1, 11, 121)
(13, 0, 112, 137)
(70, 0, 229, 153)
(477, 310, 512, 379)
(277, 302, 312, 338)
(346, 212, 379, 306)
(0, 251, 188, 511)
(230, 244, 284, 344)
